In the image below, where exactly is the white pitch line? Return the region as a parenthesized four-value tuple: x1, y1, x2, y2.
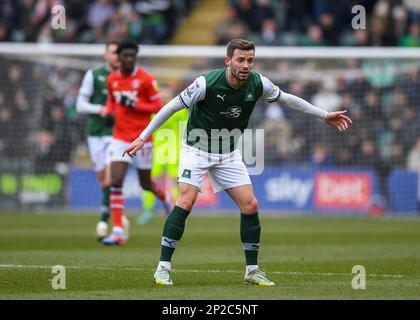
(0, 264, 404, 279)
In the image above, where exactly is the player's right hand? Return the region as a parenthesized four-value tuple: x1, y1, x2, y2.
(122, 137, 146, 158)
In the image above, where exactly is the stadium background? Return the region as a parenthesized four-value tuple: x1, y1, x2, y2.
(0, 0, 419, 216)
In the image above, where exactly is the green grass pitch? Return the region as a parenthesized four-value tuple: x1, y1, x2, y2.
(1, 212, 420, 299)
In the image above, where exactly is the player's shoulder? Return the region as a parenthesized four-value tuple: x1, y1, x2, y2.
(250, 71, 272, 88)
(136, 67, 156, 81)
(91, 65, 107, 73)
(251, 70, 264, 81)
(202, 68, 225, 80)
(201, 68, 226, 87)
(107, 69, 120, 81)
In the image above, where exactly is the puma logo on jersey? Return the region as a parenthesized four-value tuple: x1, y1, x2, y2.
(217, 94, 226, 101)
(97, 75, 106, 82)
(220, 106, 242, 118)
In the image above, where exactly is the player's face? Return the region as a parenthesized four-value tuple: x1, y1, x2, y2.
(225, 49, 255, 82)
(119, 48, 137, 72)
(104, 43, 120, 70)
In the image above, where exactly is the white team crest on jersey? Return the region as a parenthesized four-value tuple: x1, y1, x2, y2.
(97, 75, 106, 82)
(220, 106, 242, 118)
(245, 92, 254, 102)
(132, 79, 140, 89)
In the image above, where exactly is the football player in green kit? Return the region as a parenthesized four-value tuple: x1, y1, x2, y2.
(123, 39, 352, 286)
(76, 41, 129, 241)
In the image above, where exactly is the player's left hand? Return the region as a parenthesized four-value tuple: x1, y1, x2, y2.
(325, 110, 352, 132)
(99, 106, 108, 117)
(122, 136, 146, 158)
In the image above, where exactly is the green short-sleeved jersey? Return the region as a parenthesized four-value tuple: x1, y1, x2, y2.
(79, 66, 113, 136)
(179, 68, 280, 153)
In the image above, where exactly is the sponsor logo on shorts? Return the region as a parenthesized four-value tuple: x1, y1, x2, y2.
(182, 169, 191, 179)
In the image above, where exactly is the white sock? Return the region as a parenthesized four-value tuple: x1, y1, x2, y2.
(158, 261, 172, 271)
(112, 226, 123, 233)
(246, 265, 259, 274)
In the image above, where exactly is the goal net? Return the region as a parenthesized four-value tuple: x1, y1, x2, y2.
(0, 44, 419, 215)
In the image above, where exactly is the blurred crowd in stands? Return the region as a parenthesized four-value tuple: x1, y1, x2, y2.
(0, 0, 198, 44)
(0, 60, 82, 173)
(1, 1, 419, 47)
(1, 0, 420, 209)
(217, 0, 420, 47)
(1, 56, 420, 180)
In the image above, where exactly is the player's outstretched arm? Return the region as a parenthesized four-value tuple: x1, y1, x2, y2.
(324, 110, 352, 132)
(277, 91, 352, 131)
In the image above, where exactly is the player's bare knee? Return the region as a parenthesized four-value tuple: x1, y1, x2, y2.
(241, 197, 259, 214)
(176, 197, 196, 211)
(139, 181, 152, 191)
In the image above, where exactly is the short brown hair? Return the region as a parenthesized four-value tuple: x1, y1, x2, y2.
(226, 39, 255, 57)
(106, 40, 119, 49)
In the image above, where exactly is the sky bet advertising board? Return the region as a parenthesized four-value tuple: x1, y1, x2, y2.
(67, 166, 418, 215)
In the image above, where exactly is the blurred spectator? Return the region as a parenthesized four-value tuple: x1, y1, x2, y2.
(357, 139, 380, 167)
(1, 0, 419, 47)
(87, 0, 114, 29)
(392, 5, 408, 41)
(334, 147, 353, 166)
(388, 140, 405, 168)
(234, 0, 260, 33)
(127, 11, 143, 41)
(214, 6, 248, 45)
(400, 70, 420, 108)
(226, 0, 419, 48)
(318, 12, 338, 46)
(284, 0, 311, 33)
(252, 18, 281, 46)
(403, 0, 420, 22)
(311, 78, 342, 112)
(33, 129, 57, 172)
(0, 0, 194, 44)
(262, 102, 293, 164)
(300, 24, 326, 46)
(135, 0, 173, 44)
(363, 90, 383, 125)
(353, 29, 370, 46)
(253, 0, 275, 31)
(398, 22, 420, 47)
(106, 11, 128, 40)
(310, 143, 332, 167)
(0, 96, 13, 158)
(399, 106, 420, 154)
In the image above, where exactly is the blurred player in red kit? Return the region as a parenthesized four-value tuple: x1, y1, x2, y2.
(102, 39, 172, 246)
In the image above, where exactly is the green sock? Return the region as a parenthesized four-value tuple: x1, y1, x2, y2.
(160, 206, 190, 262)
(142, 190, 156, 212)
(240, 212, 261, 266)
(101, 187, 110, 222)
